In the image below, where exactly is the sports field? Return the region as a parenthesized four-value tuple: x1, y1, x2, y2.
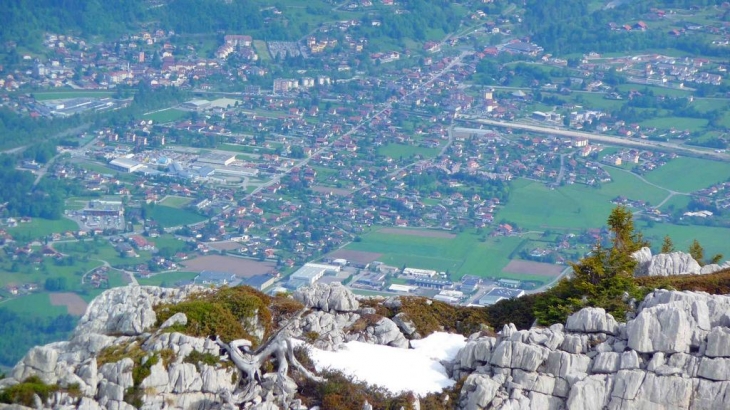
(149, 205, 206, 228)
(159, 196, 193, 208)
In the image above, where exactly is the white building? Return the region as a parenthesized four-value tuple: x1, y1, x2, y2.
(290, 263, 340, 285)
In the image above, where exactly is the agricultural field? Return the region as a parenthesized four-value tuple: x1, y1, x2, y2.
(499, 179, 624, 231)
(148, 205, 206, 228)
(639, 117, 709, 132)
(0, 293, 67, 317)
(7, 218, 79, 241)
(138, 271, 198, 287)
(643, 158, 730, 193)
(637, 222, 730, 262)
(345, 228, 555, 283)
(377, 144, 440, 160)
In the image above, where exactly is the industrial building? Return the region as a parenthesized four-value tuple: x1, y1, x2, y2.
(193, 271, 240, 287)
(196, 153, 237, 166)
(181, 99, 211, 111)
(83, 200, 124, 217)
(244, 274, 277, 291)
(109, 157, 144, 173)
(288, 263, 340, 285)
(477, 287, 525, 306)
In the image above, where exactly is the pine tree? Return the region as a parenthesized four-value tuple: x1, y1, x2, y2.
(689, 239, 705, 265)
(660, 235, 675, 253)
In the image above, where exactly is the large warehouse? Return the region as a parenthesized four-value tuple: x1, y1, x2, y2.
(109, 157, 144, 173)
(196, 153, 237, 166)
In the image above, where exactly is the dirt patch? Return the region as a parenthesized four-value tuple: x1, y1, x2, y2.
(311, 185, 352, 196)
(182, 255, 275, 278)
(327, 249, 383, 265)
(502, 260, 565, 277)
(207, 241, 243, 251)
(49, 292, 89, 316)
(379, 227, 457, 239)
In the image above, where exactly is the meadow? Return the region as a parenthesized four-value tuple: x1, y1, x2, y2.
(377, 144, 440, 160)
(345, 229, 552, 283)
(138, 271, 198, 287)
(643, 157, 730, 193)
(8, 218, 79, 241)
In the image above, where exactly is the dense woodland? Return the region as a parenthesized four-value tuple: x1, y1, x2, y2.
(524, 0, 730, 55)
(0, 309, 76, 367)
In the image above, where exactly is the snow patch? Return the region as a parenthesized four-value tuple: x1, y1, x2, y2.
(299, 332, 466, 396)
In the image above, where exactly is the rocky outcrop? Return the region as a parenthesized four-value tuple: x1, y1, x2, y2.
(630, 248, 730, 278)
(292, 282, 359, 312)
(453, 289, 730, 410)
(6, 283, 730, 410)
(632, 248, 702, 277)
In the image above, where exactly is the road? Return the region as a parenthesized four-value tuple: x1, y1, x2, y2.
(462, 118, 730, 162)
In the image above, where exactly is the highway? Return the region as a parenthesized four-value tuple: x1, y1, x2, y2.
(460, 118, 730, 162)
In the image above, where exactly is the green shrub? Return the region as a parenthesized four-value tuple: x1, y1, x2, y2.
(155, 286, 274, 346)
(0, 376, 59, 407)
(183, 350, 220, 367)
(398, 297, 491, 337)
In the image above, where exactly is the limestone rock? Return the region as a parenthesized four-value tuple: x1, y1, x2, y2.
(645, 252, 701, 277)
(348, 317, 409, 348)
(160, 312, 188, 330)
(631, 247, 653, 277)
(566, 374, 613, 410)
(293, 283, 359, 312)
(392, 312, 419, 338)
(705, 327, 730, 358)
(565, 308, 619, 335)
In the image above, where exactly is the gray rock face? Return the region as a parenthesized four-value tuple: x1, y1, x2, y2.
(631, 247, 653, 277)
(566, 308, 619, 335)
(645, 252, 701, 277)
(292, 282, 360, 312)
(451, 290, 730, 410)
(348, 317, 409, 348)
(6, 284, 730, 410)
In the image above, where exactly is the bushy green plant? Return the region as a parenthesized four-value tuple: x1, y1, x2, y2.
(154, 286, 274, 345)
(0, 376, 59, 407)
(183, 350, 220, 367)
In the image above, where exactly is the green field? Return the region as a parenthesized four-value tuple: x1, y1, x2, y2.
(7, 218, 79, 241)
(345, 229, 551, 282)
(159, 196, 193, 209)
(499, 170, 684, 229)
(0, 293, 67, 317)
(639, 117, 708, 132)
(149, 205, 206, 228)
(32, 91, 115, 101)
(377, 144, 440, 159)
(638, 222, 730, 261)
(253, 40, 271, 61)
(142, 108, 189, 123)
(138, 271, 198, 287)
(643, 157, 730, 193)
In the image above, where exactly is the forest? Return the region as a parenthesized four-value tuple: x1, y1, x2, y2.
(0, 155, 84, 220)
(523, 0, 730, 56)
(0, 308, 76, 368)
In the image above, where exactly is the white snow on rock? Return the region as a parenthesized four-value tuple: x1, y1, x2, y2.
(301, 332, 467, 396)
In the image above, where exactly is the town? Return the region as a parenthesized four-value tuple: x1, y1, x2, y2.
(0, 0, 729, 327)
